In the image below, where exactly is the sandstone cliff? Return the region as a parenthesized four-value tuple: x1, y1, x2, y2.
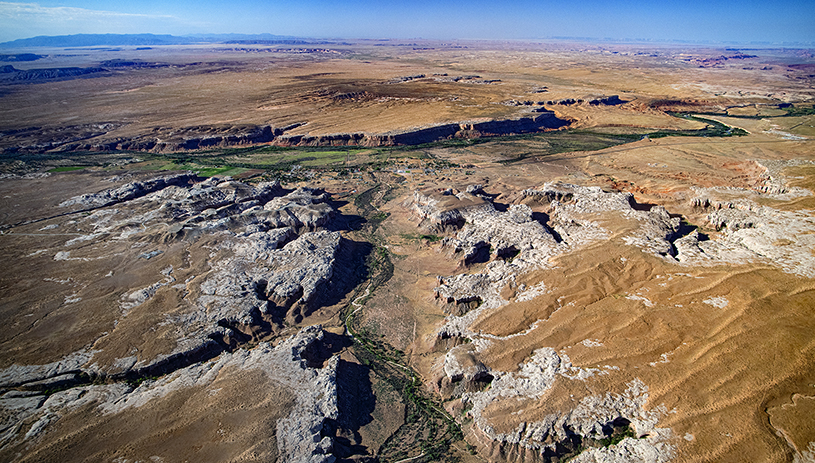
(1, 111, 571, 154)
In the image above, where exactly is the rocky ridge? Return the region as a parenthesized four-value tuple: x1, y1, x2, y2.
(683, 193, 815, 277)
(1, 111, 571, 154)
(1, 175, 346, 385)
(0, 171, 368, 461)
(0, 326, 341, 463)
(0, 65, 107, 82)
(410, 180, 815, 462)
(467, 373, 674, 463)
(416, 183, 689, 338)
(424, 180, 815, 339)
(273, 112, 570, 148)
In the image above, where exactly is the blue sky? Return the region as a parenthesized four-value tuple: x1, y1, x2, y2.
(1, 0, 813, 44)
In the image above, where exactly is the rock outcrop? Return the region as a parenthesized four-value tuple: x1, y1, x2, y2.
(1, 112, 570, 154)
(199, 229, 342, 329)
(260, 187, 336, 230)
(413, 180, 815, 462)
(139, 182, 342, 366)
(413, 183, 695, 339)
(0, 326, 341, 463)
(441, 203, 561, 265)
(59, 173, 197, 208)
(2, 176, 347, 385)
(428, 180, 815, 344)
(456, 348, 674, 462)
(414, 183, 693, 321)
(274, 112, 570, 148)
(0, 168, 368, 461)
(0, 65, 107, 82)
(682, 194, 815, 277)
(588, 95, 626, 106)
(92, 124, 295, 153)
(542, 95, 627, 106)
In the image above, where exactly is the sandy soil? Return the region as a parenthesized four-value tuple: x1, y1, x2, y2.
(1, 39, 814, 463)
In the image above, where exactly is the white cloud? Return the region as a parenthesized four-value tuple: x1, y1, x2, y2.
(0, 1, 172, 22)
(0, 2, 200, 41)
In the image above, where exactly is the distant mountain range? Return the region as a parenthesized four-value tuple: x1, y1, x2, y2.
(0, 33, 312, 48)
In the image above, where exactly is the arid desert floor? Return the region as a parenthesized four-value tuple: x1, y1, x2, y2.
(1, 39, 814, 463)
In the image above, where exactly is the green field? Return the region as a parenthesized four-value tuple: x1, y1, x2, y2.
(3, 114, 755, 180)
(47, 166, 87, 172)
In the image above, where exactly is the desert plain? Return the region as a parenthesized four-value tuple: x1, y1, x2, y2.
(0, 38, 814, 463)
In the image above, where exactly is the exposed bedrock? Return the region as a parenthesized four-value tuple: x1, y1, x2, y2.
(0, 124, 298, 154)
(436, 345, 675, 463)
(58, 172, 198, 209)
(412, 182, 682, 270)
(0, 169, 378, 460)
(1, 112, 570, 153)
(95, 124, 285, 153)
(274, 112, 571, 148)
(412, 181, 815, 462)
(411, 183, 693, 338)
(683, 193, 815, 277)
(0, 326, 343, 463)
(140, 183, 345, 366)
(435, 273, 490, 315)
(1, 176, 354, 389)
(0, 123, 126, 154)
(441, 202, 562, 265)
(427, 181, 815, 342)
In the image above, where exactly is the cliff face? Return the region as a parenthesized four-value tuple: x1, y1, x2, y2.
(0, 65, 107, 82)
(274, 112, 571, 148)
(0, 112, 571, 154)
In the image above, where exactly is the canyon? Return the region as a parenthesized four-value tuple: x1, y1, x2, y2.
(0, 38, 814, 463)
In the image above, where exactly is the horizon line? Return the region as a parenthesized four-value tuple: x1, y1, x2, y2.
(1, 32, 814, 49)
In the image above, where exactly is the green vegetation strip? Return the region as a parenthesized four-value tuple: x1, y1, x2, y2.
(47, 165, 87, 172)
(686, 104, 815, 119)
(663, 113, 749, 137)
(5, 110, 757, 177)
(344, 185, 463, 462)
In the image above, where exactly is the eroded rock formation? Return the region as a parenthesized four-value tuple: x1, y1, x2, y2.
(407, 179, 815, 462)
(0, 326, 341, 463)
(1, 111, 571, 154)
(0, 175, 349, 385)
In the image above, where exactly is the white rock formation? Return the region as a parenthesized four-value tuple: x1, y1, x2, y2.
(0, 326, 339, 463)
(683, 196, 815, 277)
(11, 176, 345, 382)
(0, 349, 97, 388)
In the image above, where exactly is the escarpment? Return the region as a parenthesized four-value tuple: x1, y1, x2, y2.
(272, 112, 571, 147)
(1, 111, 571, 154)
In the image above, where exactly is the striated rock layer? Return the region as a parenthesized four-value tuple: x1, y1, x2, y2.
(406, 178, 815, 463)
(0, 326, 341, 463)
(2, 111, 571, 153)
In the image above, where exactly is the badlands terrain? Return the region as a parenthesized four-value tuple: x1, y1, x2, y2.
(0, 38, 814, 463)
